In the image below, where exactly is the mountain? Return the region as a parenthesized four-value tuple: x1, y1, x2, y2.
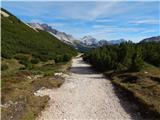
(1, 8, 77, 62)
(28, 23, 126, 48)
(29, 23, 75, 44)
(98, 39, 108, 46)
(79, 37, 125, 47)
(73, 40, 93, 52)
(108, 39, 126, 44)
(140, 36, 160, 43)
(27, 23, 44, 30)
(81, 36, 97, 46)
(97, 39, 125, 46)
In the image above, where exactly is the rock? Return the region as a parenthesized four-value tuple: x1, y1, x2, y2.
(10, 116, 13, 119)
(144, 71, 148, 74)
(33, 75, 43, 79)
(54, 72, 63, 76)
(27, 76, 32, 80)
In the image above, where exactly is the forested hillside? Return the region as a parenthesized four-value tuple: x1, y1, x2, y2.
(1, 8, 77, 64)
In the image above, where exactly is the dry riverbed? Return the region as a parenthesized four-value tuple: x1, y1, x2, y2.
(35, 57, 142, 120)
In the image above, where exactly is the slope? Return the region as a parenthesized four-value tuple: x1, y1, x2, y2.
(1, 8, 77, 62)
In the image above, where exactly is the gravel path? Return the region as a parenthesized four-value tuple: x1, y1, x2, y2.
(35, 57, 141, 120)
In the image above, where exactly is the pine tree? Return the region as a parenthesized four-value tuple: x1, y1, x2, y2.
(130, 47, 144, 72)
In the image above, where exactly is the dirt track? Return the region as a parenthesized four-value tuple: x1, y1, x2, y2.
(35, 57, 141, 120)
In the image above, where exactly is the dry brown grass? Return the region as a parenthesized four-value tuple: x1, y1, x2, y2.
(1, 70, 65, 120)
(106, 63, 160, 119)
(1, 58, 71, 120)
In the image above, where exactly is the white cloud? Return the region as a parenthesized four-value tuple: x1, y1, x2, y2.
(88, 2, 118, 20)
(53, 2, 125, 20)
(131, 19, 159, 25)
(95, 19, 114, 23)
(92, 24, 145, 33)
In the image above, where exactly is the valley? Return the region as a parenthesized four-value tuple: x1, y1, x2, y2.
(1, 3, 160, 120)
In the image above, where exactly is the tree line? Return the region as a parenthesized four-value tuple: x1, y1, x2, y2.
(83, 41, 160, 72)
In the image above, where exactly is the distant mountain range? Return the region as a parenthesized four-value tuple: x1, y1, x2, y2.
(107, 39, 126, 44)
(97, 40, 108, 46)
(28, 23, 128, 47)
(80, 37, 126, 46)
(140, 36, 160, 43)
(28, 22, 160, 49)
(79, 36, 126, 46)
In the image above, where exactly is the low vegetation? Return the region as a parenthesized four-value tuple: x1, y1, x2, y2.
(1, 70, 64, 120)
(83, 41, 160, 119)
(1, 57, 71, 120)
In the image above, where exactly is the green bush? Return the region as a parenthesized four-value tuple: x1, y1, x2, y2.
(84, 42, 147, 72)
(19, 59, 32, 70)
(140, 42, 160, 67)
(55, 55, 64, 63)
(129, 48, 144, 72)
(14, 54, 29, 61)
(116, 63, 126, 72)
(63, 54, 72, 62)
(31, 58, 40, 64)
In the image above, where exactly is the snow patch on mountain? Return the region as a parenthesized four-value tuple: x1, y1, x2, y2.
(81, 36, 97, 46)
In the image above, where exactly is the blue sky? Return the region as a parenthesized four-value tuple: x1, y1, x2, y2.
(2, 1, 160, 42)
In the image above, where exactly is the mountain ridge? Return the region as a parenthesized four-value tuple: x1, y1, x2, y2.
(140, 36, 160, 43)
(29, 23, 76, 44)
(28, 22, 159, 48)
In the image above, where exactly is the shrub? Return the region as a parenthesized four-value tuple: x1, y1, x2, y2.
(19, 59, 32, 70)
(116, 63, 127, 72)
(31, 58, 40, 64)
(55, 55, 63, 63)
(63, 54, 72, 62)
(130, 48, 144, 72)
(83, 42, 147, 72)
(14, 54, 29, 61)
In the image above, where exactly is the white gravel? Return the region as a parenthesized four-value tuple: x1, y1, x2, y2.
(35, 57, 140, 120)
